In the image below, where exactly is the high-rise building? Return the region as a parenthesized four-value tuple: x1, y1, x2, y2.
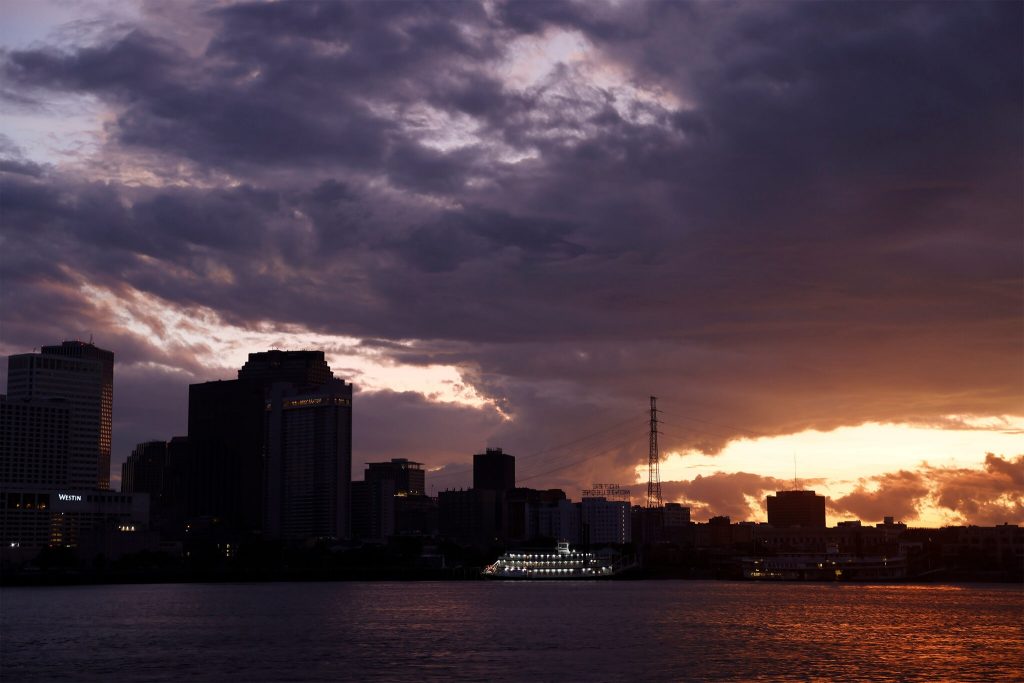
(5, 341, 113, 489)
(505, 488, 567, 542)
(580, 497, 631, 545)
(664, 502, 691, 527)
(473, 447, 515, 492)
(186, 350, 347, 536)
(767, 490, 826, 528)
(352, 459, 430, 542)
(351, 479, 395, 542)
(263, 379, 353, 541)
(364, 458, 425, 495)
(438, 488, 498, 546)
(121, 441, 167, 496)
(471, 447, 515, 542)
(0, 396, 70, 487)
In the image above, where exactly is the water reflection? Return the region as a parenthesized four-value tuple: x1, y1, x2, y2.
(2, 582, 1021, 682)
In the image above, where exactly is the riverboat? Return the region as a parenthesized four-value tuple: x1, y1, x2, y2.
(483, 541, 634, 579)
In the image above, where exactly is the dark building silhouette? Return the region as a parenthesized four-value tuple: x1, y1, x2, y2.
(237, 350, 334, 385)
(187, 379, 266, 533)
(663, 502, 693, 545)
(121, 441, 167, 496)
(0, 396, 70, 488)
(395, 494, 437, 537)
(438, 488, 498, 546)
(473, 447, 515, 491)
(353, 459, 435, 541)
(263, 379, 353, 541)
(767, 490, 826, 528)
(365, 458, 425, 495)
(472, 447, 516, 542)
(186, 350, 350, 538)
(351, 479, 395, 542)
(150, 436, 190, 538)
(505, 488, 567, 542)
(6, 341, 113, 489)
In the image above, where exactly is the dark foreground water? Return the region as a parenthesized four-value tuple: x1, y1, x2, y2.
(2, 581, 1022, 682)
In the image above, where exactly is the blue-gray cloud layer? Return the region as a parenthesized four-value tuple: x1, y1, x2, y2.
(1, 1, 1020, 504)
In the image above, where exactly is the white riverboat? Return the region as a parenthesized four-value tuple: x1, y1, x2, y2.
(483, 541, 634, 579)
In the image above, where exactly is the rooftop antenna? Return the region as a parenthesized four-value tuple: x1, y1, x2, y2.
(793, 452, 799, 490)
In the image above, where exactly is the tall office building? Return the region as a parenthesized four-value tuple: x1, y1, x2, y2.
(580, 497, 632, 545)
(187, 350, 351, 538)
(264, 379, 352, 540)
(352, 459, 433, 541)
(446, 447, 515, 543)
(473, 447, 515, 492)
(0, 396, 70, 487)
(121, 441, 167, 496)
(767, 490, 827, 528)
(365, 458, 425, 495)
(5, 341, 113, 489)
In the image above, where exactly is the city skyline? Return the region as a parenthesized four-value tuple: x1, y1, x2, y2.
(1, 1, 1021, 529)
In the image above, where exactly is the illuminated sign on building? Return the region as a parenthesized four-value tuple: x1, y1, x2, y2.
(282, 397, 352, 409)
(57, 493, 83, 502)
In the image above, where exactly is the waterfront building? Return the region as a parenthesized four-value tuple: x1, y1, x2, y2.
(663, 502, 692, 545)
(0, 487, 149, 550)
(471, 447, 515, 540)
(4, 341, 113, 489)
(580, 496, 631, 545)
(351, 479, 395, 542)
(365, 458, 425, 495)
(394, 494, 437, 537)
(0, 396, 70, 488)
(187, 350, 351, 537)
(353, 459, 434, 541)
(438, 488, 498, 546)
(121, 441, 167, 496)
(263, 378, 353, 541)
(505, 488, 567, 542)
(152, 436, 191, 538)
(473, 447, 515, 492)
(767, 490, 826, 528)
(664, 502, 691, 527)
(536, 497, 580, 544)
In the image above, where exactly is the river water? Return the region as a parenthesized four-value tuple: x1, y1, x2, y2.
(2, 581, 1021, 681)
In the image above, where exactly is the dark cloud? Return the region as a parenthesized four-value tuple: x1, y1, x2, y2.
(927, 454, 1024, 525)
(0, 1, 1020, 507)
(827, 455, 1024, 525)
(830, 471, 930, 523)
(661, 472, 789, 521)
(354, 389, 505, 489)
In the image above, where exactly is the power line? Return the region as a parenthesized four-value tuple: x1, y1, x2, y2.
(517, 429, 646, 485)
(656, 407, 773, 439)
(658, 420, 743, 442)
(424, 410, 648, 482)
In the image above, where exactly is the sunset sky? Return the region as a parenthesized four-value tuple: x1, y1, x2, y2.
(1, 0, 1020, 527)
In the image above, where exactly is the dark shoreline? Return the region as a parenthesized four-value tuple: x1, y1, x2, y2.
(4, 569, 1021, 587)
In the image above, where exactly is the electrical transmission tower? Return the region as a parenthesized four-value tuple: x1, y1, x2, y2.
(646, 395, 662, 508)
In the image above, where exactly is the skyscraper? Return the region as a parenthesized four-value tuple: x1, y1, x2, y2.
(473, 447, 515, 492)
(767, 490, 827, 528)
(121, 441, 167, 496)
(5, 341, 113, 489)
(0, 396, 70, 487)
(187, 350, 352, 539)
(264, 379, 353, 540)
(364, 458, 425, 495)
